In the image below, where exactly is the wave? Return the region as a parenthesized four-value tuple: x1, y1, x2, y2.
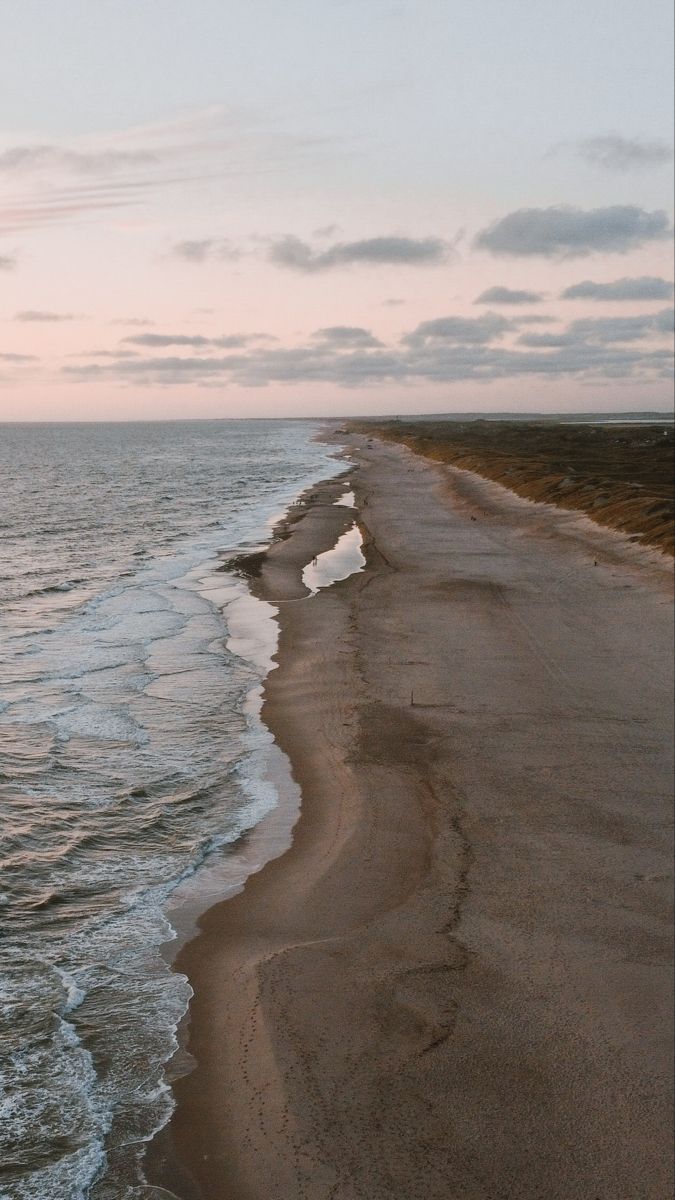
(18, 579, 90, 600)
(0, 419, 345, 1195)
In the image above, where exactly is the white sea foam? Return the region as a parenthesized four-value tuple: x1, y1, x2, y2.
(54, 967, 86, 1014)
(224, 588, 279, 676)
(0, 419, 347, 1197)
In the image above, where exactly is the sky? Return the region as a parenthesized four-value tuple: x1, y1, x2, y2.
(1, 0, 673, 420)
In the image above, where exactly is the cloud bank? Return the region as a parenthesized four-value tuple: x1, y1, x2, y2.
(62, 307, 673, 390)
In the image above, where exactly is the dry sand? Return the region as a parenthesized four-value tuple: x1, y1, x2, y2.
(150, 433, 674, 1200)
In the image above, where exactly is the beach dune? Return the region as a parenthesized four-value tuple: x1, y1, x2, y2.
(153, 434, 674, 1200)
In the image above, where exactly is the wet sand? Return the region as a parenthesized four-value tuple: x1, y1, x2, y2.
(151, 433, 674, 1200)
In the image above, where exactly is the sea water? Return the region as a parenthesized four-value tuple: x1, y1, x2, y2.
(0, 419, 342, 1199)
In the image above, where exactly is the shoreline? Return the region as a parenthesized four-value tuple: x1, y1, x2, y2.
(146, 460, 361, 1196)
(149, 432, 673, 1199)
(158, 460, 359, 962)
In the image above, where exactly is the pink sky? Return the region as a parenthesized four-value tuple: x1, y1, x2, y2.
(1, 1, 673, 419)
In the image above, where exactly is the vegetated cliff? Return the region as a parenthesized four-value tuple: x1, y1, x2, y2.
(352, 419, 674, 555)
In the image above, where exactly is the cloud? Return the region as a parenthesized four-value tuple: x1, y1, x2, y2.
(1, 254, 16, 270)
(62, 336, 672, 390)
(110, 317, 155, 326)
(0, 185, 152, 236)
(0, 140, 164, 235)
(653, 307, 675, 334)
(122, 332, 266, 349)
(74, 349, 140, 359)
(268, 234, 450, 272)
(510, 314, 556, 325)
(312, 326, 383, 347)
(517, 331, 578, 348)
(561, 276, 675, 302)
(0, 352, 37, 362)
(519, 308, 674, 347)
(474, 205, 672, 259)
(475, 286, 544, 305)
(0, 144, 157, 175)
(60, 304, 673, 390)
(577, 135, 673, 172)
(570, 309, 674, 343)
(382, 298, 405, 306)
(14, 310, 78, 321)
(172, 239, 216, 262)
(171, 238, 241, 263)
(402, 312, 511, 346)
(0, 109, 343, 236)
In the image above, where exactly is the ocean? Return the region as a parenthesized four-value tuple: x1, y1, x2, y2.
(0, 419, 344, 1199)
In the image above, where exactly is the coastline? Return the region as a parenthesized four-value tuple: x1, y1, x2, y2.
(156, 462, 358, 964)
(146, 461, 362, 1197)
(149, 431, 673, 1200)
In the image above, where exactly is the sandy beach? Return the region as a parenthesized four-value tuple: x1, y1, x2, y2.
(151, 432, 674, 1200)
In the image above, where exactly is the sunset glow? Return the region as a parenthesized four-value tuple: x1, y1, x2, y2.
(1, 0, 673, 419)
